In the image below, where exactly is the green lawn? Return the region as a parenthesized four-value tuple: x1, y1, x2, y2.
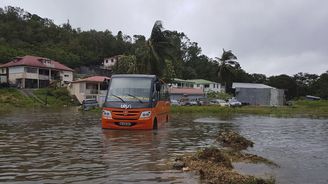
(171, 100, 328, 117)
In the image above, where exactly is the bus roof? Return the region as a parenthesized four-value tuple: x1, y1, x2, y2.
(111, 74, 157, 79)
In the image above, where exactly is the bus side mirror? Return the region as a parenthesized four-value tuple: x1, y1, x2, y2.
(156, 82, 161, 92)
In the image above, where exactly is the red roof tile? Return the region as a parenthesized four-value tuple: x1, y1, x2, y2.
(169, 87, 204, 95)
(72, 76, 110, 83)
(0, 55, 73, 71)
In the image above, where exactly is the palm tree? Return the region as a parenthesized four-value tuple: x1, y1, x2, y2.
(216, 49, 240, 92)
(135, 20, 175, 77)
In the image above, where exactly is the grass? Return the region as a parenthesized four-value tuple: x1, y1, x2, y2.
(0, 88, 76, 115)
(33, 88, 75, 107)
(171, 100, 328, 117)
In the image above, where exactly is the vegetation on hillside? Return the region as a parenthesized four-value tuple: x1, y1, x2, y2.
(0, 6, 327, 100)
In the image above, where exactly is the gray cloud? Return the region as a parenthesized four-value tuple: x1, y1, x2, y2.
(1, 0, 327, 76)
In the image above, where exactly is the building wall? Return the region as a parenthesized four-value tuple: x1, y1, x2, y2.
(8, 66, 25, 84)
(68, 81, 107, 106)
(8, 66, 24, 74)
(169, 94, 204, 101)
(235, 88, 272, 106)
(270, 88, 284, 106)
(60, 71, 73, 84)
(235, 88, 284, 106)
(194, 83, 222, 93)
(103, 57, 118, 68)
(68, 82, 84, 103)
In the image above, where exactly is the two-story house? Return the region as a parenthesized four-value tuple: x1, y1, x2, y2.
(0, 55, 73, 88)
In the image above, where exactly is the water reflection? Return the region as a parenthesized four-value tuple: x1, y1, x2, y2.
(0, 109, 327, 184)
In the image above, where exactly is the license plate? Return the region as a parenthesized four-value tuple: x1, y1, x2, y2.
(118, 122, 132, 126)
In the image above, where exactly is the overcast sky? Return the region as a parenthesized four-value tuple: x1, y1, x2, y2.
(1, 0, 327, 76)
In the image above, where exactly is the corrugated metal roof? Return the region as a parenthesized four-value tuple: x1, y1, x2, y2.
(232, 82, 274, 89)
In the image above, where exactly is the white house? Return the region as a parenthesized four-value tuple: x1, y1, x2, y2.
(170, 78, 223, 93)
(68, 76, 110, 105)
(102, 55, 122, 69)
(0, 55, 73, 88)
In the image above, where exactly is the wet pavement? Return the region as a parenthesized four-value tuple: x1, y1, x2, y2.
(0, 108, 327, 184)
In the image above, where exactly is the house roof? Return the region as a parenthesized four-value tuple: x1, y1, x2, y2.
(0, 55, 73, 71)
(169, 87, 204, 95)
(72, 76, 110, 83)
(232, 82, 274, 89)
(187, 79, 216, 84)
(173, 78, 217, 85)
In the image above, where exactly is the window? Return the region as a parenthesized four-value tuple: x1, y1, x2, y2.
(64, 74, 69, 77)
(204, 84, 209, 88)
(25, 67, 37, 73)
(111, 59, 114, 63)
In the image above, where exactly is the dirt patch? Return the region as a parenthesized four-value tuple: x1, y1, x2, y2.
(217, 130, 254, 150)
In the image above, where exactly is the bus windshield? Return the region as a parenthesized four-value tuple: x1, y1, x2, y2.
(106, 77, 152, 103)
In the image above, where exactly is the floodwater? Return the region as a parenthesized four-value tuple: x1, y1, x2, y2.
(0, 108, 327, 184)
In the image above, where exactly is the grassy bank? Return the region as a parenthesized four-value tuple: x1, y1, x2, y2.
(0, 88, 34, 114)
(171, 100, 328, 117)
(0, 88, 76, 114)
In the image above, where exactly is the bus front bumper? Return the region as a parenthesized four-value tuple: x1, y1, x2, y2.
(102, 118, 154, 130)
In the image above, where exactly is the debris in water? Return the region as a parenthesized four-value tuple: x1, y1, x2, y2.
(217, 130, 254, 150)
(172, 147, 275, 184)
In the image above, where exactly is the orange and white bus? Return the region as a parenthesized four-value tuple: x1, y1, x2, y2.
(102, 74, 170, 130)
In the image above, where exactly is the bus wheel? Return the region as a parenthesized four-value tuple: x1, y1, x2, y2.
(153, 118, 158, 130)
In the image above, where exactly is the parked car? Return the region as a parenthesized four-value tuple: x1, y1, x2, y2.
(228, 98, 242, 107)
(82, 99, 99, 111)
(179, 97, 191, 106)
(196, 98, 209, 106)
(170, 99, 180, 106)
(189, 100, 198, 106)
(210, 99, 229, 107)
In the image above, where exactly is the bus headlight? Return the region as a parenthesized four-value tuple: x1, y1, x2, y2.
(140, 111, 151, 119)
(103, 110, 112, 119)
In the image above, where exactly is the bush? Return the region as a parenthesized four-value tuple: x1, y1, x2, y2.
(207, 91, 232, 100)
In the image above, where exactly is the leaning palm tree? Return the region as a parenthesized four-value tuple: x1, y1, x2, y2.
(216, 49, 240, 92)
(136, 20, 175, 77)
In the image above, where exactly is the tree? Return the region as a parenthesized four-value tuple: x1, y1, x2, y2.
(311, 71, 328, 99)
(112, 55, 137, 74)
(216, 49, 240, 93)
(268, 74, 297, 100)
(135, 20, 176, 78)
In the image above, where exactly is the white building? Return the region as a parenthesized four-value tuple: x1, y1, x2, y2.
(68, 76, 110, 105)
(170, 78, 223, 93)
(102, 55, 122, 69)
(0, 55, 73, 88)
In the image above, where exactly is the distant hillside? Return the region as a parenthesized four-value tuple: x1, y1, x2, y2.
(0, 6, 132, 68)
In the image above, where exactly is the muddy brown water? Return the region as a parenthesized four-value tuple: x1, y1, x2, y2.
(0, 108, 327, 184)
